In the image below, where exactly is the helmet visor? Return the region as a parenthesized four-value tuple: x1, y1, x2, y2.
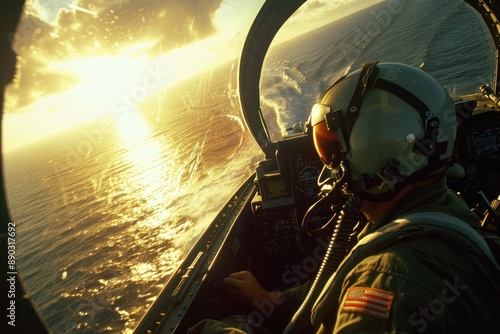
(312, 120, 341, 169)
(310, 103, 342, 168)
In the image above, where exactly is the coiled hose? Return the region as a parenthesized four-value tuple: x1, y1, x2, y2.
(283, 194, 363, 333)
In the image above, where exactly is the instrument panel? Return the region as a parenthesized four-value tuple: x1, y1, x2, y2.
(252, 134, 328, 256)
(454, 102, 500, 205)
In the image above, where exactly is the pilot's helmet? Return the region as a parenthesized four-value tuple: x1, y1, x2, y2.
(308, 62, 456, 201)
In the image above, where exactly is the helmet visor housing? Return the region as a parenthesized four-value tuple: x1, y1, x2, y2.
(312, 120, 341, 168)
(310, 103, 342, 169)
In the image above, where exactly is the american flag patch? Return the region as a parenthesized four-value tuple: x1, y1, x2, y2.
(340, 287, 394, 319)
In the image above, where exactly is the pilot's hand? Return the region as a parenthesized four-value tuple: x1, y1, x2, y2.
(224, 271, 276, 305)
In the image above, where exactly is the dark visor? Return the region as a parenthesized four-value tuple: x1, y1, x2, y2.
(310, 103, 342, 168)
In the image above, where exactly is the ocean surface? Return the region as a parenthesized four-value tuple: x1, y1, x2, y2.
(4, 0, 495, 332)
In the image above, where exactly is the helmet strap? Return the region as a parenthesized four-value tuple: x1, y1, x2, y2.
(374, 78, 449, 168)
(359, 157, 449, 202)
(323, 62, 381, 190)
(343, 62, 380, 142)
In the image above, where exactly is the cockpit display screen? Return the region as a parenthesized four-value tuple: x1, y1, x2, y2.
(264, 178, 290, 198)
(470, 127, 500, 157)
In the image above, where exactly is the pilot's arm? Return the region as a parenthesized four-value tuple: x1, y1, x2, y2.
(311, 245, 455, 333)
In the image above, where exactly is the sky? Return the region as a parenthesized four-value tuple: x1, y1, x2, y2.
(3, 0, 379, 152)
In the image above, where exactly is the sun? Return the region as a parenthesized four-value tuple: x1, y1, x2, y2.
(3, 5, 249, 154)
(3, 41, 169, 152)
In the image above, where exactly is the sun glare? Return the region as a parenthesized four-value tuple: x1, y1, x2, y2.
(3, 38, 222, 153)
(112, 109, 180, 228)
(3, 0, 264, 153)
(54, 56, 150, 110)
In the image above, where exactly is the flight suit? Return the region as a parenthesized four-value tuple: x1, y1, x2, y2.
(310, 179, 500, 333)
(189, 179, 499, 333)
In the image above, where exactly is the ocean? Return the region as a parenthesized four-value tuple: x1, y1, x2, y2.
(5, 66, 263, 332)
(3, 0, 494, 332)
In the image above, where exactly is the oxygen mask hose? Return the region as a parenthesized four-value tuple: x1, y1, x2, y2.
(284, 193, 363, 334)
(301, 185, 345, 236)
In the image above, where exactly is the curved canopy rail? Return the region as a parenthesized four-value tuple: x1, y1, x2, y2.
(237, 0, 306, 158)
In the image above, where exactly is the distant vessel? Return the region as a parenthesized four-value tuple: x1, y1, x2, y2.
(1, 0, 499, 333)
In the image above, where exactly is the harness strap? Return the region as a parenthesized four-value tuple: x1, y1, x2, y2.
(357, 211, 499, 269)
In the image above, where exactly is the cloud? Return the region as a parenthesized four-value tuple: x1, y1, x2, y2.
(7, 0, 223, 110)
(59, 0, 224, 54)
(303, 1, 327, 11)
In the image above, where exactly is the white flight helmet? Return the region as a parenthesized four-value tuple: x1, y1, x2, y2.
(308, 62, 456, 201)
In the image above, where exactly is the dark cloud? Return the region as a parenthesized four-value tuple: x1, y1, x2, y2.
(8, 0, 223, 110)
(304, 1, 327, 11)
(65, 0, 224, 53)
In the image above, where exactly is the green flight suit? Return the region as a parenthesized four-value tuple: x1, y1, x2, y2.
(310, 179, 500, 333)
(189, 179, 499, 333)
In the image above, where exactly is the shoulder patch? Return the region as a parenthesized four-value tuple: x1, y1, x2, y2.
(340, 287, 394, 320)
